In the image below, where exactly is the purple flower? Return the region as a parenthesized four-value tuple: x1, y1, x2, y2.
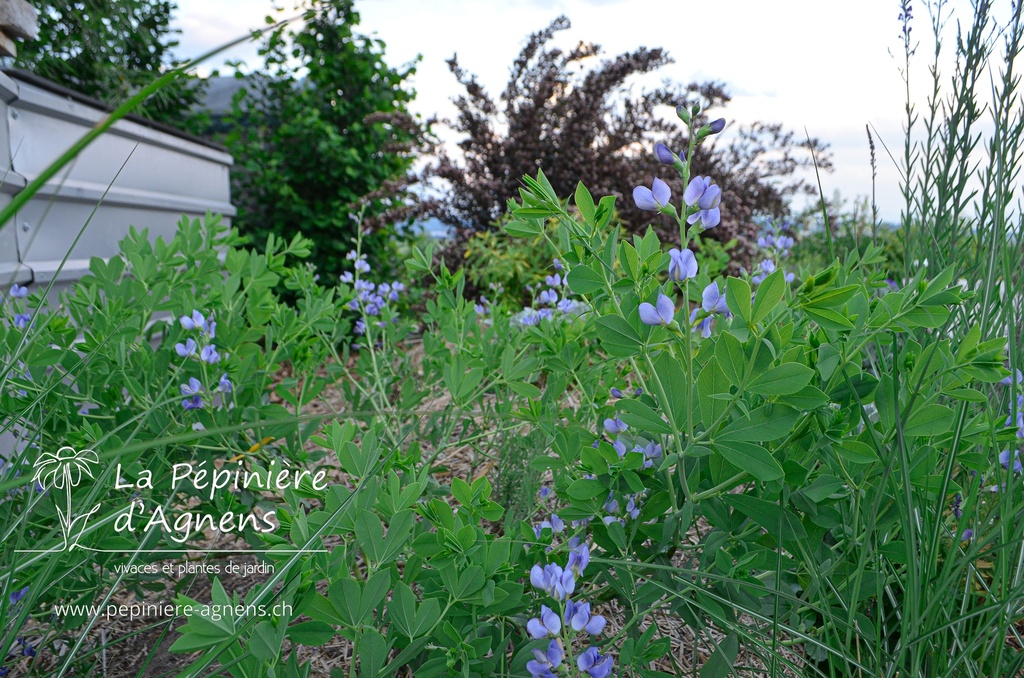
(683, 176, 722, 228)
(999, 449, 1022, 473)
(612, 439, 627, 458)
(610, 387, 624, 399)
(708, 118, 726, 134)
(345, 250, 360, 261)
(603, 494, 619, 514)
(577, 646, 614, 678)
(17, 638, 34, 657)
(689, 308, 713, 338)
(550, 514, 565, 532)
(218, 373, 233, 394)
(553, 259, 563, 271)
(340, 271, 354, 284)
(9, 585, 28, 605)
(527, 604, 562, 639)
(13, 313, 30, 329)
(545, 273, 562, 287)
(354, 259, 371, 274)
(654, 142, 675, 165)
(668, 248, 698, 281)
(633, 177, 672, 211)
(180, 310, 206, 332)
(639, 293, 676, 326)
(565, 599, 607, 635)
(538, 289, 559, 306)
(9, 284, 27, 298)
(557, 299, 579, 314)
(603, 417, 628, 435)
(626, 496, 640, 520)
(529, 563, 576, 600)
(539, 487, 552, 500)
(527, 639, 564, 677)
(180, 378, 203, 411)
(752, 259, 776, 285)
(200, 345, 221, 365)
(960, 528, 974, 542)
(951, 494, 962, 519)
(175, 338, 198, 357)
(702, 281, 729, 315)
(567, 542, 590, 575)
(641, 440, 662, 469)
(1001, 369, 1023, 386)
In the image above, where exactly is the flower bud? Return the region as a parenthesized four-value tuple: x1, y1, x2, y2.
(709, 118, 726, 134)
(653, 142, 675, 165)
(675, 104, 691, 123)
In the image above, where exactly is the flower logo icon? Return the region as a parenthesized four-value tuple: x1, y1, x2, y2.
(32, 446, 101, 551)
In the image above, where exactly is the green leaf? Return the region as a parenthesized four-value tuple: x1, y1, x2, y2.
(726, 278, 752, 325)
(943, 387, 987, 403)
(714, 440, 784, 481)
(718, 405, 799, 443)
(700, 633, 739, 678)
(801, 475, 846, 502)
(361, 570, 392, 623)
(595, 315, 642, 355)
(568, 478, 608, 501)
(725, 495, 806, 542)
(503, 220, 542, 237)
(354, 511, 384, 563)
(575, 182, 596, 224)
(287, 620, 335, 647)
(616, 398, 673, 435)
(653, 352, 688, 428)
(836, 441, 878, 464)
(904, 404, 954, 437)
(786, 385, 830, 410)
(747, 363, 814, 396)
(566, 264, 605, 296)
(715, 333, 745, 386)
(388, 582, 418, 638)
(697, 358, 731, 428)
(804, 306, 854, 330)
(752, 270, 786, 324)
(507, 381, 542, 399)
(451, 478, 473, 506)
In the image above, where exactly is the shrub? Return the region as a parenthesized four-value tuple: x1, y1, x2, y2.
(221, 0, 431, 284)
(430, 16, 832, 270)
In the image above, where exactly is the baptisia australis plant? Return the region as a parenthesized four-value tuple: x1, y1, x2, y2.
(493, 89, 1012, 675)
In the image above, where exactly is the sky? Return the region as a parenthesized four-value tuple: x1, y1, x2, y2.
(172, 0, 994, 225)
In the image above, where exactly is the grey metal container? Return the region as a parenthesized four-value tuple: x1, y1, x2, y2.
(0, 69, 235, 297)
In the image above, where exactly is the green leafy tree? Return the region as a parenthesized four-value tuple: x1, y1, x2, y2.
(12, 0, 204, 130)
(223, 0, 430, 282)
